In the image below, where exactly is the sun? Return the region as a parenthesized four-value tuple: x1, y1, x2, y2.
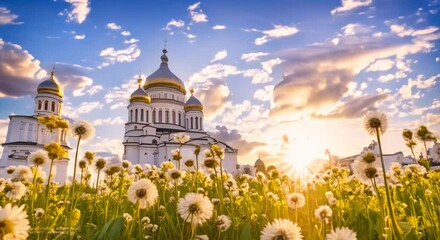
(283, 136, 327, 179)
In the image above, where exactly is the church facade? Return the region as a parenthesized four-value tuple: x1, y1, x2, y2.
(123, 49, 238, 172)
(0, 71, 70, 183)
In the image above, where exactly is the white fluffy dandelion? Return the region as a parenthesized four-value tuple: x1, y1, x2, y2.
(315, 205, 333, 223)
(286, 193, 306, 209)
(127, 178, 158, 209)
(177, 193, 214, 226)
(217, 215, 232, 232)
(173, 132, 190, 144)
(5, 181, 27, 201)
(326, 227, 357, 240)
(71, 120, 95, 140)
(14, 165, 33, 182)
(363, 111, 388, 136)
(28, 150, 48, 166)
(261, 218, 303, 240)
(0, 204, 30, 240)
(351, 153, 381, 185)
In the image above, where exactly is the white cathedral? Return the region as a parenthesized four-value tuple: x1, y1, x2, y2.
(123, 49, 238, 171)
(0, 70, 70, 183)
(0, 48, 238, 182)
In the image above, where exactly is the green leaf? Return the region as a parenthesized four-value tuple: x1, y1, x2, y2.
(240, 222, 251, 240)
(398, 221, 418, 240)
(91, 217, 124, 240)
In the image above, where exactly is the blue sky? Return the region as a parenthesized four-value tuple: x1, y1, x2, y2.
(0, 0, 439, 167)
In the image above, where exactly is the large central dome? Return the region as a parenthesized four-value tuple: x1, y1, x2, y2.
(143, 49, 186, 94)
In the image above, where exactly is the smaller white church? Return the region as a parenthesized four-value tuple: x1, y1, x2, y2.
(123, 48, 238, 172)
(0, 71, 70, 183)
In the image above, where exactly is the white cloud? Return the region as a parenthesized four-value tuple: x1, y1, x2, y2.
(104, 75, 143, 109)
(331, 0, 372, 15)
(255, 25, 298, 45)
(87, 138, 124, 157)
(436, 57, 440, 62)
(184, 32, 197, 39)
(86, 85, 103, 95)
(121, 31, 131, 36)
(62, 101, 103, 118)
(390, 24, 439, 37)
(261, 58, 282, 74)
(254, 35, 269, 45)
(332, 38, 340, 45)
(74, 34, 85, 40)
(366, 58, 394, 72)
(212, 25, 226, 30)
(64, 0, 90, 24)
(0, 7, 21, 25)
(398, 74, 439, 100)
(0, 39, 47, 97)
(241, 52, 269, 62)
(341, 23, 373, 36)
(243, 69, 272, 84)
(254, 85, 274, 102)
(164, 19, 185, 30)
(93, 116, 125, 126)
(99, 44, 141, 68)
(211, 50, 228, 62)
(378, 74, 395, 83)
(124, 38, 139, 44)
(188, 2, 208, 23)
(106, 22, 121, 30)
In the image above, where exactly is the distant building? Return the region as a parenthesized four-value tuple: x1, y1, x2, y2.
(0, 71, 70, 182)
(122, 48, 238, 172)
(254, 156, 265, 173)
(339, 141, 414, 170)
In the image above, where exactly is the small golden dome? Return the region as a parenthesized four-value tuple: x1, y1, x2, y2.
(143, 49, 186, 94)
(184, 89, 203, 112)
(37, 70, 62, 97)
(130, 77, 151, 104)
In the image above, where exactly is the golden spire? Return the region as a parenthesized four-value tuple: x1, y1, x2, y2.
(137, 75, 142, 88)
(190, 88, 194, 95)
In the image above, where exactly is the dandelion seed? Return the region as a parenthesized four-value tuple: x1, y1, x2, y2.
(0, 204, 30, 240)
(286, 193, 306, 209)
(177, 193, 213, 226)
(127, 179, 158, 209)
(95, 158, 107, 170)
(315, 205, 333, 223)
(14, 165, 33, 182)
(261, 218, 303, 240)
(326, 227, 357, 240)
(71, 120, 95, 140)
(28, 150, 48, 166)
(363, 111, 388, 136)
(173, 132, 190, 144)
(5, 181, 27, 201)
(171, 149, 182, 161)
(217, 215, 232, 232)
(33, 208, 44, 219)
(123, 213, 133, 222)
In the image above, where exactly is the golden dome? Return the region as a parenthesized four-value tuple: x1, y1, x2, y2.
(184, 89, 203, 112)
(37, 70, 62, 97)
(130, 78, 151, 104)
(143, 49, 186, 94)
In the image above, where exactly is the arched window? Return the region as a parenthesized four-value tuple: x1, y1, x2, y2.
(159, 110, 162, 123)
(130, 110, 133, 122)
(191, 117, 193, 129)
(195, 117, 199, 129)
(172, 111, 176, 124)
(178, 113, 181, 126)
(38, 100, 42, 110)
(51, 102, 55, 112)
(146, 110, 149, 123)
(135, 109, 138, 122)
(152, 110, 156, 123)
(165, 110, 169, 123)
(44, 101, 48, 110)
(141, 109, 144, 122)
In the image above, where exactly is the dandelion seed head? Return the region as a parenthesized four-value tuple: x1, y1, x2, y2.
(217, 215, 232, 232)
(71, 120, 95, 140)
(261, 218, 303, 240)
(363, 111, 388, 136)
(286, 193, 306, 209)
(178, 193, 213, 226)
(127, 178, 158, 209)
(326, 227, 357, 240)
(28, 150, 48, 166)
(0, 204, 30, 240)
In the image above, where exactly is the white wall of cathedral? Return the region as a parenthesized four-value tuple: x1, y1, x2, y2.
(127, 102, 153, 124)
(185, 110, 204, 131)
(34, 93, 63, 116)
